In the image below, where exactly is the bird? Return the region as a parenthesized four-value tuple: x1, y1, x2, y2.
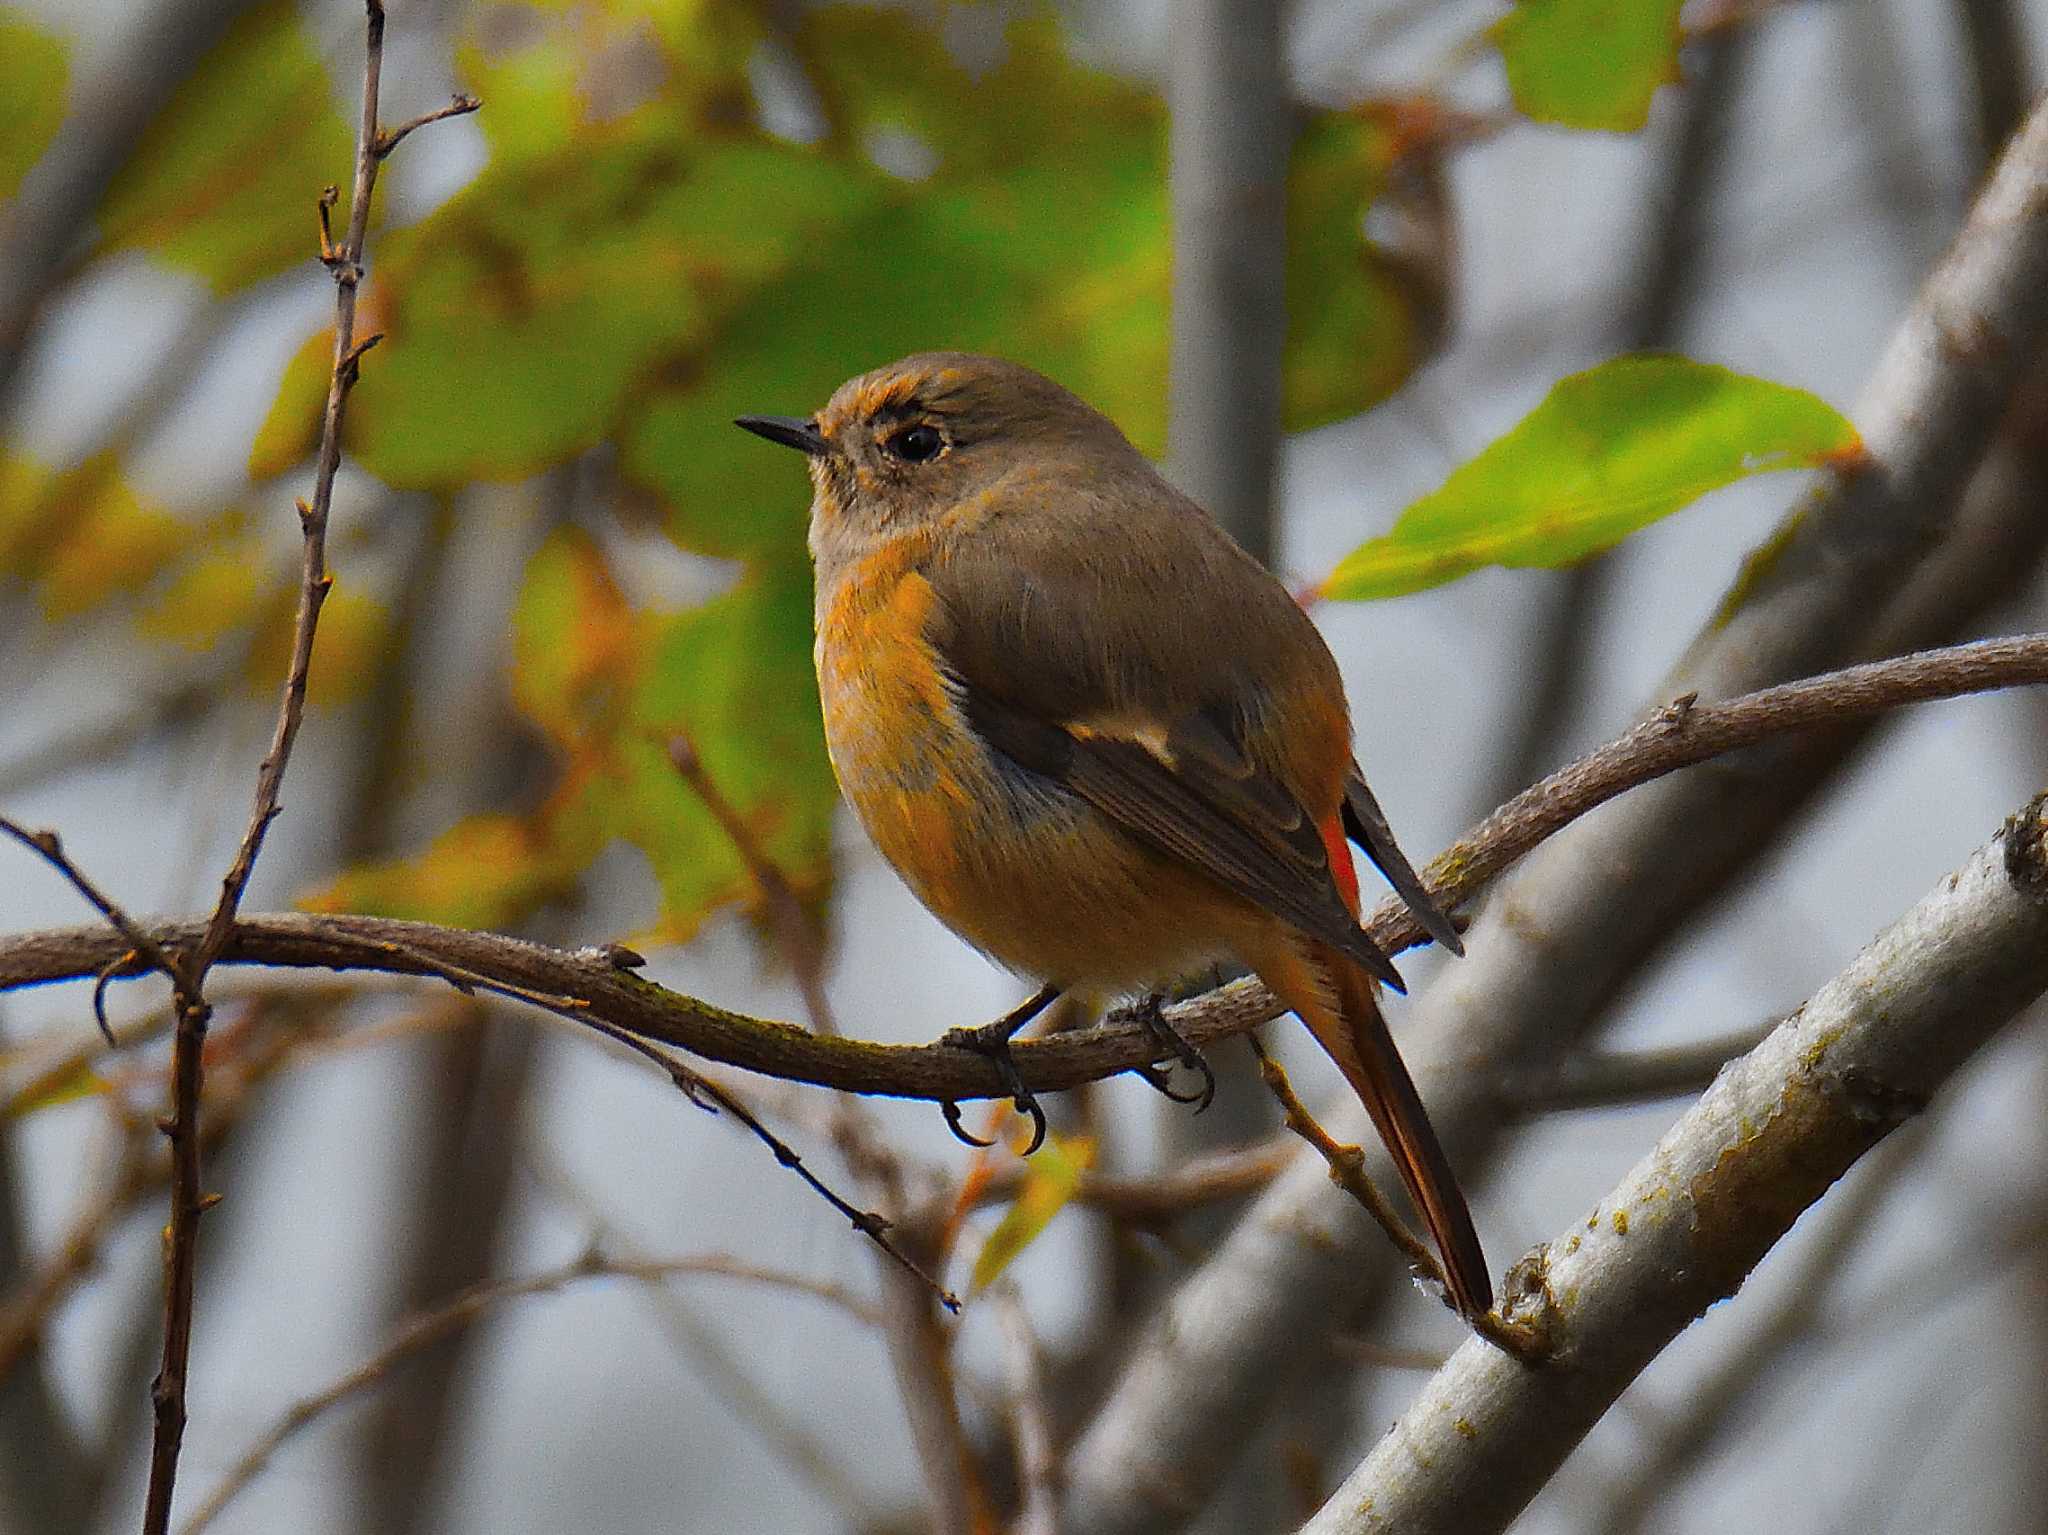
(735, 352, 1490, 1318)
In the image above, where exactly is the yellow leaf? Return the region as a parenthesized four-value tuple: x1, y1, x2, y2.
(301, 811, 582, 929)
(7, 1059, 110, 1119)
(971, 1133, 1095, 1292)
(0, 6, 68, 203)
(512, 526, 642, 744)
(136, 528, 269, 649)
(248, 327, 332, 479)
(0, 451, 188, 619)
(39, 477, 187, 620)
(243, 586, 391, 707)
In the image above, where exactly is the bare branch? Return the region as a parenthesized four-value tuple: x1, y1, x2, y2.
(997, 1289, 1063, 1535)
(1493, 1024, 1776, 1114)
(0, 815, 182, 1035)
(373, 93, 481, 159)
(138, 5, 478, 1526)
(1295, 798, 2048, 1535)
(1, 634, 2046, 1108)
(1062, 82, 2048, 1527)
(1166, 0, 1287, 563)
(672, 732, 979, 1529)
(1245, 1037, 1440, 1304)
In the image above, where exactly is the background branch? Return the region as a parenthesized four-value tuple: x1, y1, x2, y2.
(1296, 796, 2048, 1534)
(1061, 88, 2048, 1533)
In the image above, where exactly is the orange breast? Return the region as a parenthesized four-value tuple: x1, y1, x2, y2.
(815, 540, 978, 903)
(815, 540, 1253, 989)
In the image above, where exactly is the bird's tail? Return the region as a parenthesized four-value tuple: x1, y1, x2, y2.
(1255, 936, 1493, 1319)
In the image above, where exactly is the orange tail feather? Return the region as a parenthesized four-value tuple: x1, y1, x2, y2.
(1255, 935, 1492, 1318)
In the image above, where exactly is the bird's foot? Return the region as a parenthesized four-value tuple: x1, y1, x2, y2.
(937, 983, 1060, 1156)
(1109, 992, 1216, 1113)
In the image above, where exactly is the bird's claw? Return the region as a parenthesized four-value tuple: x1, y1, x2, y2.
(939, 1021, 1049, 1155)
(1110, 993, 1217, 1114)
(1130, 1060, 1211, 1105)
(939, 1099, 997, 1148)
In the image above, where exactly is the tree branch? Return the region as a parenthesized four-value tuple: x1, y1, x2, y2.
(1061, 86, 2048, 1533)
(2, 633, 2045, 1106)
(1166, 0, 1288, 565)
(1295, 795, 2048, 1534)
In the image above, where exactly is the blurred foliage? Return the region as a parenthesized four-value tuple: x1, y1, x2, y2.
(99, 0, 354, 291)
(1495, 0, 1686, 131)
(2, 0, 1841, 956)
(259, 0, 1436, 942)
(1319, 357, 1860, 601)
(0, 5, 67, 203)
(1, 452, 186, 620)
(0, 451, 391, 699)
(4, 1057, 108, 1121)
(971, 1131, 1094, 1291)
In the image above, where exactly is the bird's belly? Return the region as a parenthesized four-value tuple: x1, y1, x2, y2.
(818, 620, 1244, 991)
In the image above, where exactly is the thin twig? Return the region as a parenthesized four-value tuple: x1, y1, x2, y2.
(671, 735, 963, 1317)
(174, 1248, 879, 1535)
(0, 817, 180, 1045)
(0, 994, 328, 1384)
(138, 7, 476, 1529)
(1245, 1037, 1439, 1295)
(579, 1010, 958, 1312)
(671, 731, 984, 1533)
(374, 93, 482, 158)
(669, 734, 838, 1036)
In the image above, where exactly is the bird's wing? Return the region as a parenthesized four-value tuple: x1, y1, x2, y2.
(1342, 768, 1465, 956)
(953, 678, 1408, 992)
(921, 470, 1405, 987)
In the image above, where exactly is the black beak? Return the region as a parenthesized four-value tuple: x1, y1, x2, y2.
(734, 415, 829, 456)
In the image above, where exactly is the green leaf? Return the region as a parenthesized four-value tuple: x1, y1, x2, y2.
(0, 7, 68, 202)
(343, 126, 887, 488)
(338, 6, 1427, 521)
(1284, 111, 1416, 432)
(302, 813, 587, 931)
(971, 1133, 1095, 1291)
(98, 0, 353, 291)
(248, 327, 331, 479)
(1495, 0, 1686, 132)
(1320, 355, 1860, 602)
(455, 0, 760, 162)
(620, 559, 837, 938)
(317, 547, 835, 938)
(621, 18, 1418, 561)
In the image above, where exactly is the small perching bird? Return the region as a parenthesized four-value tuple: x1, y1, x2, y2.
(737, 353, 1490, 1319)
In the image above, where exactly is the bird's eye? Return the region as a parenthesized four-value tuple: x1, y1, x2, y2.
(884, 424, 945, 463)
